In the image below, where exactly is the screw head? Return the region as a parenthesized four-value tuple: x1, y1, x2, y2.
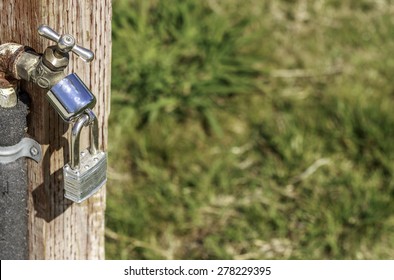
(30, 146, 39, 156)
(58, 34, 75, 52)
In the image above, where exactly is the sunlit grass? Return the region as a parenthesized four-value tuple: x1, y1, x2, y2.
(106, 0, 394, 259)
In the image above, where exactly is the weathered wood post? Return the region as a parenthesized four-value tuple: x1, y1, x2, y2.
(0, 0, 112, 259)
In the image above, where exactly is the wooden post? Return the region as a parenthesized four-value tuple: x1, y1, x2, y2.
(0, 0, 112, 259)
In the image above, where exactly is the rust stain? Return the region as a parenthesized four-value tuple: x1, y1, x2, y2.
(0, 50, 11, 73)
(0, 72, 12, 88)
(0, 46, 25, 77)
(0, 45, 23, 86)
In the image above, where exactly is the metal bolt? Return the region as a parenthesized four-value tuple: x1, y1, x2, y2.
(63, 35, 73, 44)
(30, 146, 39, 156)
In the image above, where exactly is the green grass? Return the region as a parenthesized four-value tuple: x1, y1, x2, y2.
(106, 0, 394, 259)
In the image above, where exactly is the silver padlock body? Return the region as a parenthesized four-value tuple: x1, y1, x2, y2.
(47, 73, 96, 122)
(63, 149, 107, 203)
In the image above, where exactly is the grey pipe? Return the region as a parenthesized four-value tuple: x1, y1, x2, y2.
(0, 98, 29, 260)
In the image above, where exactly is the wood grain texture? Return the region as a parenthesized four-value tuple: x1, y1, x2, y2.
(0, 0, 111, 259)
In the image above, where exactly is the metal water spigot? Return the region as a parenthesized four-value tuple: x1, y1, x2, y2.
(38, 25, 94, 62)
(37, 26, 107, 202)
(33, 25, 97, 122)
(0, 24, 107, 203)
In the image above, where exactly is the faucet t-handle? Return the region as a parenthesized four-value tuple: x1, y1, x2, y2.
(38, 25, 94, 62)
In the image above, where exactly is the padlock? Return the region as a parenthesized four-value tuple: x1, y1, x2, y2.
(47, 73, 97, 122)
(63, 109, 107, 203)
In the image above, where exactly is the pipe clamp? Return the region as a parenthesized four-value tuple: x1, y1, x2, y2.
(0, 138, 42, 164)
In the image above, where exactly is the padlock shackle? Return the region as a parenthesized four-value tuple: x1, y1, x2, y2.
(70, 110, 99, 169)
(87, 109, 99, 156)
(70, 114, 89, 169)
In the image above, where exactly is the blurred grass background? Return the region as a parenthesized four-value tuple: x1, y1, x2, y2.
(106, 0, 394, 259)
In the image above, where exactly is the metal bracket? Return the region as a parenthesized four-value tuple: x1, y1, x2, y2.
(0, 138, 42, 164)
